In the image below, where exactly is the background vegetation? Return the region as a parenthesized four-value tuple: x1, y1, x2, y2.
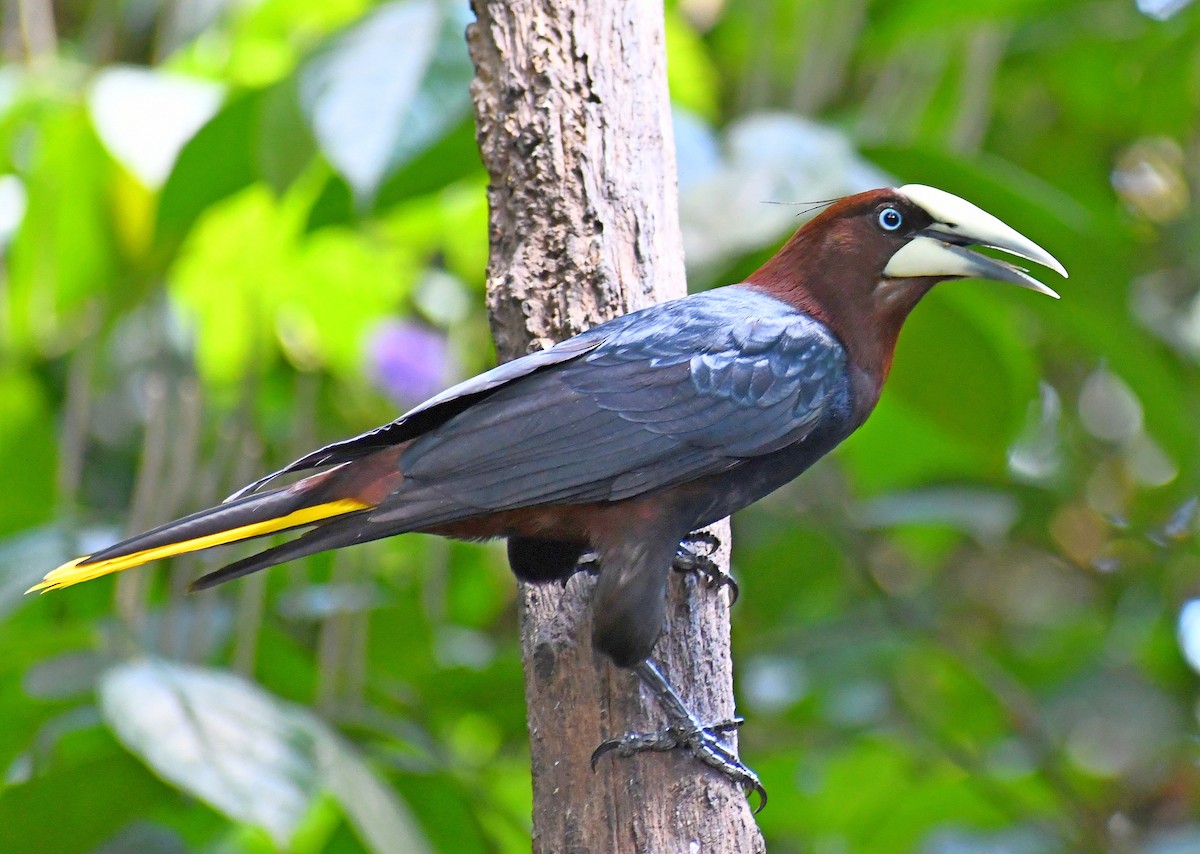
(2, 0, 1200, 850)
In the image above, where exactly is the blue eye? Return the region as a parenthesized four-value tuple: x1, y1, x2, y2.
(878, 207, 903, 231)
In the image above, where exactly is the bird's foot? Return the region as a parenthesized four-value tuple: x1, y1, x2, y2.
(591, 659, 766, 812)
(672, 531, 738, 604)
(590, 719, 764, 811)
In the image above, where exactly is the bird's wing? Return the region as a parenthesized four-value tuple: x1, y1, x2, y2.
(384, 286, 848, 516)
(225, 333, 606, 501)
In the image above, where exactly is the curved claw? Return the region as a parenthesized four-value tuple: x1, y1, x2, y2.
(687, 728, 764, 812)
(711, 716, 744, 736)
(590, 738, 621, 771)
(672, 536, 739, 604)
(682, 530, 720, 550)
(589, 719, 765, 811)
(721, 575, 740, 605)
(749, 780, 768, 814)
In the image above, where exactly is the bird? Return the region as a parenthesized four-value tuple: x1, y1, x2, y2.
(29, 184, 1066, 808)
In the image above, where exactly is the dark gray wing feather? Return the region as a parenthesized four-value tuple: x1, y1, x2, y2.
(380, 286, 848, 517)
(225, 333, 605, 501)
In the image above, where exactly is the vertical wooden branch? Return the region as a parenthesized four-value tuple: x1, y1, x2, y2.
(467, 2, 765, 850)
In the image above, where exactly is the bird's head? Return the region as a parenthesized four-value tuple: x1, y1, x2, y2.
(748, 184, 1067, 386)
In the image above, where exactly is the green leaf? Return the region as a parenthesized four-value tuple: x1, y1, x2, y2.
(299, 0, 475, 203)
(167, 186, 280, 385)
(864, 0, 1063, 47)
(306, 174, 356, 231)
(0, 754, 174, 853)
(156, 92, 263, 250)
(324, 739, 434, 854)
(87, 66, 223, 189)
(840, 394, 988, 495)
(284, 226, 417, 377)
(370, 117, 481, 213)
(99, 659, 433, 854)
(169, 183, 420, 385)
(5, 106, 119, 354)
(665, 9, 722, 121)
(257, 77, 319, 194)
(0, 371, 55, 538)
(886, 286, 1037, 465)
(0, 525, 74, 621)
(99, 659, 322, 846)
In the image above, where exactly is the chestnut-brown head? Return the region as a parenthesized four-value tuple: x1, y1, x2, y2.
(748, 184, 1067, 393)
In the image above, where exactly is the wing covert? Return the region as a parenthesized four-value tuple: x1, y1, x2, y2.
(393, 286, 849, 511)
(225, 333, 606, 501)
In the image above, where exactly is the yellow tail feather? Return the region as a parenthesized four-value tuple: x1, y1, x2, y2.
(27, 498, 371, 594)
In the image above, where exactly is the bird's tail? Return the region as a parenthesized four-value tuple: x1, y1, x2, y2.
(28, 486, 372, 594)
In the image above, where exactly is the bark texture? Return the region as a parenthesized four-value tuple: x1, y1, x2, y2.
(467, 2, 765, 852)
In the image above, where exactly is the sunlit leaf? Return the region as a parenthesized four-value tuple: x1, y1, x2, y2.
(299, 0, 475, 202)
(167, 186, 281, 384)
(665, 9, 722, 121)
(87, 67, 223, 189)
(99, 659, 321, 846)
(284, 226, 417, 376)
(0, 173, 26, 248)
(99, 659, 434, 853)
(5, 106, 118, 353)
(170, 176, 420, 385)
(156, 91, 262, 250)
(205, 0, 374, 88)
(256, 77, 318, 194)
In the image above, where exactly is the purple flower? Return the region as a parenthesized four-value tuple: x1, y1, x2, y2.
(367, 320, 456, 406)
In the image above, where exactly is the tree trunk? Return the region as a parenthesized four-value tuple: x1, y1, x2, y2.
(467, 2, 765, 851)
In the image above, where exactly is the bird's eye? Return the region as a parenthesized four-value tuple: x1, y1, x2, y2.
(878, 207, 903, 231)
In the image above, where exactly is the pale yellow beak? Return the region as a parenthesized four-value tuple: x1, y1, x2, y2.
(883, 184, 1068, 298)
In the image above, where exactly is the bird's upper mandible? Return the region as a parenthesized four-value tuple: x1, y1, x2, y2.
(883, 184, 1067, 298)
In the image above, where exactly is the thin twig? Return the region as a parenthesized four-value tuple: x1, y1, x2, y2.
(15, 0, 56, 65)
(114, 373, 171, 638)
(56, 320, 98, 509)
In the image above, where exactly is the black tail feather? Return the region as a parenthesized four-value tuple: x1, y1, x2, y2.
(84, 487, 309, 566)
(188, 513, 374, 591)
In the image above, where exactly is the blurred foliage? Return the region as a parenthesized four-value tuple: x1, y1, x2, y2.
(2, 0, 1200, 850)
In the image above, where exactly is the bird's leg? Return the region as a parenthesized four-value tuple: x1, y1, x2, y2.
(591, 658, 766, 812)
(671, 531, 738, 604)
